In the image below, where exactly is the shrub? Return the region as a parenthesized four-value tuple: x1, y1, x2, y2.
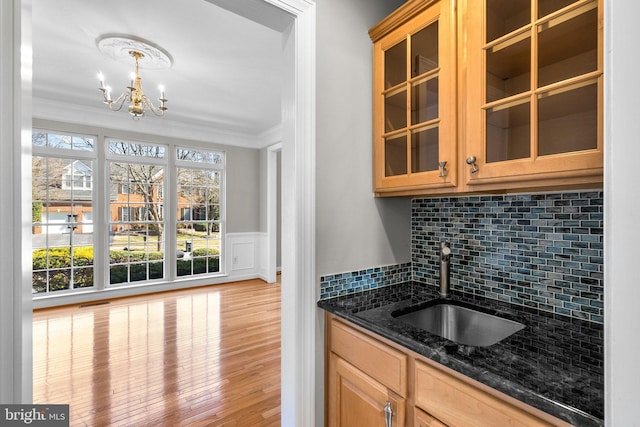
(176, 254, 220, 276)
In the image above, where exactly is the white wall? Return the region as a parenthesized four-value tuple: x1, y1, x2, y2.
(604, 0, 640, 424)
(316, 0, 410, 279)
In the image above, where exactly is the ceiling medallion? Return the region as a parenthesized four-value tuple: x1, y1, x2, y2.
(96, 34, 173, 69)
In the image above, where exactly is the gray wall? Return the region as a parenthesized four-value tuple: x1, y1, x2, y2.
(32, 118, 260, 233)
(316, 0, 410, 278)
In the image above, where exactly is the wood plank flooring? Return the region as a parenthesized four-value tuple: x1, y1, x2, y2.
(33, 279, 281, 427)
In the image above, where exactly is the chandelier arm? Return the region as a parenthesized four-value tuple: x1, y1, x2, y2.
(142, 96, 167, 117)
(107, 92, 131, 112)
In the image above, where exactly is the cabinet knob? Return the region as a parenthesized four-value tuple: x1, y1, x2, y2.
(384, 401, 393, 427)
(438, 161, 447, 177)
(466, 156, 479, 173)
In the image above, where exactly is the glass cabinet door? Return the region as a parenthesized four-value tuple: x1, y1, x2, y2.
(373, 0, 456, 193)
(483, 0, 601, 164)
(461, 0, 603, 190)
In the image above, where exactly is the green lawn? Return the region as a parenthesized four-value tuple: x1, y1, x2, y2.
(110, 230, 220, 252)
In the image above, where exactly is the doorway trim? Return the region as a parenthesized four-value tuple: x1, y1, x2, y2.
(264, 2, 318, 425)
(266, 142, 281, 284)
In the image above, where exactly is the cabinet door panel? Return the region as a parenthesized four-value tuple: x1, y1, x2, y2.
(330, 354, 406, 427)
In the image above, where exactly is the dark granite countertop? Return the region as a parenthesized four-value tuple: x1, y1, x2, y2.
(317, 282, 604, 427)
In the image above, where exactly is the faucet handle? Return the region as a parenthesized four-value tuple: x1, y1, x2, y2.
(441, 241, 451, 260)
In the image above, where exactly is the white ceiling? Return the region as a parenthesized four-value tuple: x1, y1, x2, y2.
(32, 0, 285, 148)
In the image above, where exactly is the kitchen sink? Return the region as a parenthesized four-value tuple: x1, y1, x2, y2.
(393, 299, 525, 347)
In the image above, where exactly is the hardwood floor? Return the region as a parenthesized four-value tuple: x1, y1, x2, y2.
(33, 279, 281, 427)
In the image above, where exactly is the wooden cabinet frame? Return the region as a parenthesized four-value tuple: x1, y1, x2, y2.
(370, 0, 604, 197)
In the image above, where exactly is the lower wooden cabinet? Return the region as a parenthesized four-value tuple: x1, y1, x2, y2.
(325, 314, 572, 427)
(329, 353, 406, 427)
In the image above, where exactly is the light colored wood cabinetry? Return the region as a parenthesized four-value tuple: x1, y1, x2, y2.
(328, 316, 407, 427)
(414, 408, 447, 427)
(325, 314, 572, 427)
(329, 353, 406, 427)
(461, 0, 603, 191)
(414, 360, 563, 426)
(370, 0, 457, 196)
(370, 0, 603, 196)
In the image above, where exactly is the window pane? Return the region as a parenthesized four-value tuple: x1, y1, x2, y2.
(486, 0, 530, 43)
(384, 135, 407, 177)
(108, 140, 166, 158)
(486, 101, 531, 162)
(538, 82, 598, 156)
(486, 35, 531, 102)
(176, 147, 223, 164)
(412, 76, 439, 125)
(411, 127, 439, 173)
(411, 21, 438, 77)
(32, 130, 95, 152)
(385, 89, 407, 132)
(538, 0, 576, 18)
(385, 40, 406, 89)
(72, 136, 95, 151)
(538, 7, 598, 87)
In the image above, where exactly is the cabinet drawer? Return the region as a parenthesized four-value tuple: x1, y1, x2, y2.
(330, 319, 407, 396)
(414, 407, 447, 427)
(415, 360, 561, 427)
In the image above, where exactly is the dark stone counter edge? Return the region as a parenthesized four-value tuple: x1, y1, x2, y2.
(317, 283, 604, 427)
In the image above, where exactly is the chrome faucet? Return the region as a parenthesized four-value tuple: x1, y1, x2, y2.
(440, 241, 451, 298)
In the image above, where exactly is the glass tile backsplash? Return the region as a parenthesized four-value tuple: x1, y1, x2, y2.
(319, 263, 411, 300)
(319, 191, 603, 324)
(412, 192, 603, 324)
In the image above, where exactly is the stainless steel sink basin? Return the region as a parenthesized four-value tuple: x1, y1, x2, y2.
(393, 300, 525, 347)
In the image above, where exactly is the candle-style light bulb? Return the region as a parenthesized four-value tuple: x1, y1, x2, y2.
(98, 72, 105, 89)
(158, 84, 165, 100)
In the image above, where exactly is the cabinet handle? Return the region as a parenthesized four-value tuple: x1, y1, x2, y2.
(384, 401, 393, 427)
(438, 161, 447, 177)
(466, 156, 479, 173)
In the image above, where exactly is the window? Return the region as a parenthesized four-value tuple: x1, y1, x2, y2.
(176, 147, 223, 277)
(107, 140, 167, 285)
(32, 130, 226, 297)
(32, 131, 96, 294)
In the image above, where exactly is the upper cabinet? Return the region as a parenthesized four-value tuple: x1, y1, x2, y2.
(370, 0, 603, 197)
(462, 0, 603, 190)
(370, 0, 457, 196)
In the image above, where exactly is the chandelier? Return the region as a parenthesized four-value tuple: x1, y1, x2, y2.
(96, 35, 172, 119)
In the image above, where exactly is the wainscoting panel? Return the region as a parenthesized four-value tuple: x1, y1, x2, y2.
(226, 232, 261, 281)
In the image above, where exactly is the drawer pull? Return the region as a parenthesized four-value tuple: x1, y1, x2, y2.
(438, 161, 447, 177)
(384, 401, 393, 427)
(466, 156, 479, 173)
